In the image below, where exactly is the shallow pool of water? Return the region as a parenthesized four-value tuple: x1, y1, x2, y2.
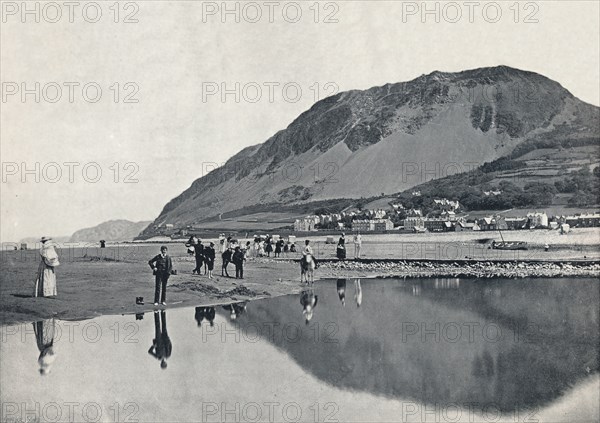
(1, 277, 598, 422)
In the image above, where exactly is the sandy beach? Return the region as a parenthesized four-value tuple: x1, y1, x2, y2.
(1, 230, 599, 326)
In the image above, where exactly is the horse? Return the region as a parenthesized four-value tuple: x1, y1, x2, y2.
(300, 254, 316, 285)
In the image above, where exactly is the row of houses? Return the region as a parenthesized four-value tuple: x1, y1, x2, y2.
(351, 219, 394, 232)
(406, 212, 600, 233)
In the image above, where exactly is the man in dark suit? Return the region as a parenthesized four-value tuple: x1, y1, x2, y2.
(193, 240, 205, 275)
(233, 246, 246, 279)
(148, 246, 173, 306)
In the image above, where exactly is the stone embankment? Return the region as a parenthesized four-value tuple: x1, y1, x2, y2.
(317, 259, 600, 278)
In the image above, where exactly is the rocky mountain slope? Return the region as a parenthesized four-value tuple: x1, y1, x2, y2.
(140, 66, 599, 237)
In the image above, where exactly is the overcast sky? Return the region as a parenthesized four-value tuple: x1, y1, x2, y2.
(2, 0, 599, 242)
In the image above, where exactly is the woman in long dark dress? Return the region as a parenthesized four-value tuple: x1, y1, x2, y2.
(336, 237, 346, 260)
(265, 240, 273, 257)
(274, 239, 282, 257)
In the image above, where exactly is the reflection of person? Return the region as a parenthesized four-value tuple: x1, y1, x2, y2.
(195, 306, 216, 327)
(148, 310, 172, 369)
(336, 279, 346, 306)
(33, 237, 59, 298)
(34, 318, 56, 375)
(222, 302, 247, 321)
(148, 246, 173, 306)
(300, 289, 318, 324)
(354, 279, 362, 307)
(353, 233, 362, 259)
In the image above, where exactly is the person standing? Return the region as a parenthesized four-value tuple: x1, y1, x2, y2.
(148, 246, 173, 306)
(265, 239, 273, 257)
(193, 240, 204, 275)
(204, 242, 216, 279)
(353, 233, 362, 259)
(233, 246, 246, 279)
(221, 247, 233, 277)
(274, 239, 282, 258)
(336, 235, 346, 260)
(33, 237, 59, 298)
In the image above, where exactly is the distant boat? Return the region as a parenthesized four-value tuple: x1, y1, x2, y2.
(491, 240, 528, 250)
(493, 221, 528, 250)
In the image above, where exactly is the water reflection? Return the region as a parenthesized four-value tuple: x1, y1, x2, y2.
(229, 278, 598, 412)
(194, 306, 216, 326)
(354, 279, 362, 307)
(221, 302, 247, 321)
(4, 277, 598, 421)
(148, 311, 172, 369)
(33, 318, 56, 375)
(336, 279, 346, 306)
(300, 289, 318, 324)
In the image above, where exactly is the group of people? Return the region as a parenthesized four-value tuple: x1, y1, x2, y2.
(251, 235, 296, 258)
(184, 234, 250, 279)
(336, 232, 362, 260)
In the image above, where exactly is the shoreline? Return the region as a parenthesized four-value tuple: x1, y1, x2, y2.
(1, 255, 599, 327)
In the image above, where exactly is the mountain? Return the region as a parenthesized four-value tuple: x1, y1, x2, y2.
(140, 66, 599, 237)
(70, 220, 152, 242)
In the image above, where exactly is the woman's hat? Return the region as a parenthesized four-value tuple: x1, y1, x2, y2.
(40, 236, 52, 243)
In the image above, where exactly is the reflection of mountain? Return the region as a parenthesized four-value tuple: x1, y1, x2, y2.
(226, 278, 598, 411)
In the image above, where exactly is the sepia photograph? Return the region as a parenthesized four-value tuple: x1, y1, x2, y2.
(1, 1, 599, 422)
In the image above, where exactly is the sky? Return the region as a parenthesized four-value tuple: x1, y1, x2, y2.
(1, 0, 599, 242)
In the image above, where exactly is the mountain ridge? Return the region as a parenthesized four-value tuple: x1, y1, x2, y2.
(139, 66, 599, 237)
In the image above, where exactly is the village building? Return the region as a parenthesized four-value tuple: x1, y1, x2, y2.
(352, 219, 373, 232)
(433, 198, 461, 212)
(454, 221, 478, 232)
(373, 218, 394, 231)
(404, 216, 425, 231)
(505, 217, 528, 230)
(294, 215, 320, 232)
(527, 212, 549, 228)
(476, 217, 507, 231)
(423, 217, 454, 232)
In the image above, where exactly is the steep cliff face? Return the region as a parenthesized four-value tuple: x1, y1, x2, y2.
(142, 66, 599, 234)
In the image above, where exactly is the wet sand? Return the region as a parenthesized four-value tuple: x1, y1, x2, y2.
(1, 235, 599, 326)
